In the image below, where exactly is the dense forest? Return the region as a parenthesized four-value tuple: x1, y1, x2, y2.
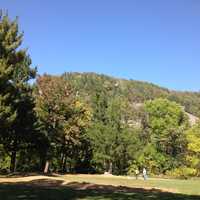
(1, 13, 200, 178)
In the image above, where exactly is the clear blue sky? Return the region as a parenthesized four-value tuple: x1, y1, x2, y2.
(1, 0, 200, 91)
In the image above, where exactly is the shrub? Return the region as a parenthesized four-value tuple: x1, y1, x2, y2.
(127, 163, 139, 176)
(166, 167, 197, 179)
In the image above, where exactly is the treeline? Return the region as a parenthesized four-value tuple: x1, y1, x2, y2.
(0, 14, 200, 178)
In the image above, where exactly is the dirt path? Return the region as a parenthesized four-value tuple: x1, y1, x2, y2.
(0, 175, 64, 184)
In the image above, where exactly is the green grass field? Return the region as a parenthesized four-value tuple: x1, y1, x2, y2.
(0, 174, 200, 200)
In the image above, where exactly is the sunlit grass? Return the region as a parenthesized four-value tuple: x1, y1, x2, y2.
(0, 174, 200, 200)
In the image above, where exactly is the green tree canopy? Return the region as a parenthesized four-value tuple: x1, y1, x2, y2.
(0, 12, 36, 172)
(35, 75, 91, 173)
(141, 98, 189, 173)
(185, 123, 200, 175)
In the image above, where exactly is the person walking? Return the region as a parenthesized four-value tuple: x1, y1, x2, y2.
(135, 168, 139, 180)
(143, 167, 147, 180)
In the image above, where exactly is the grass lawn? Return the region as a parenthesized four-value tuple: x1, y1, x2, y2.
(0, 174, 200, 200)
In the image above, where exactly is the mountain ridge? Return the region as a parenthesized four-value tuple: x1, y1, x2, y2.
(62, 72, 200, 118)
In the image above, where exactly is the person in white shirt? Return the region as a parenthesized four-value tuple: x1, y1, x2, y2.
(143, 168, 147, 180)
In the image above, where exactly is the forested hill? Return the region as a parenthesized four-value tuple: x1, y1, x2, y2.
(63, 72, 200, 118)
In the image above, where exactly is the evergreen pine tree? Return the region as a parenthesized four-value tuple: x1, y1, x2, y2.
(0, 12, 36, 172)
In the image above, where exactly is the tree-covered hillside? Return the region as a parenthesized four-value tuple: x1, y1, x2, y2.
(63, 72, 200, 118)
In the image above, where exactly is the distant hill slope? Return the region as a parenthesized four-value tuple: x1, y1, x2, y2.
(62, 72, 200, 119)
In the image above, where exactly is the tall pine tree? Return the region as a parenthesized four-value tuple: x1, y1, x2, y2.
(0, 12, 36, 172)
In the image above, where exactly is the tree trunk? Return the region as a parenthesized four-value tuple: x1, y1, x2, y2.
(108, 161, 113, 174)
(40, 154, 46, 172)
(62, 155, 67, 173)
(44, 160, 50, 173)
(104, 160, 113, 174)
(10, 150, 17, 173)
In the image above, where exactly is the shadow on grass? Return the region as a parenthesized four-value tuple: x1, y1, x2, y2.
(0, 178, 199, 200)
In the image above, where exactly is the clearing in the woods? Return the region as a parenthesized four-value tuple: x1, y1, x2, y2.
(0, 174, 200, 200)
